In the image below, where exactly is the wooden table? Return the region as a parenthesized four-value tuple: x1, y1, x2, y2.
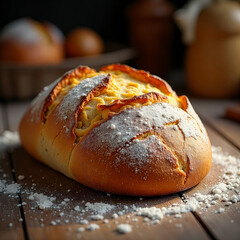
(0, 98, 239, 240)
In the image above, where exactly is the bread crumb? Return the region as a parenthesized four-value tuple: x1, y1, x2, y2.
(80, 219, 89, 225)
(90, 214, 104, 221)
(116, 224, 132, 234)
(74, 206, 81, 211)
(110, 124, 116, 129)
(216, 208, 225, 214)
(86, 224, 100, 231)
(59, 212, 64, 217)
(112, 213, 118, 219)
(77, 227, 85, 232)
(103, 219, 109, 224)
(143, 217, 150, 222)
(18, 175, 25, 180)
(151, 219, 160, 225)
(50, 221, 56, 226)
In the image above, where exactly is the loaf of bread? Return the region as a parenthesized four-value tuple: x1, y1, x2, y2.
(19, 64, 212, 196)
(0, 18, 64, 64)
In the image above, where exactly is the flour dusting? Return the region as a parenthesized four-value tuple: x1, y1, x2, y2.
(0, 131, 20, 151)
(0, 145, 239, 235)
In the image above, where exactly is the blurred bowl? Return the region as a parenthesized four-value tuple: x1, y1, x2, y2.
(0, 43, 136, 100)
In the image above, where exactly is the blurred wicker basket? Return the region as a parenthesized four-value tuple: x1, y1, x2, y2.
(0, 45, 135, 100)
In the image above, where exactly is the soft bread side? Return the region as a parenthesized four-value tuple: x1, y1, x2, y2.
(70, 102, 211, 195)
(19, 66, 96, 176)
(19, 64, 212, 196)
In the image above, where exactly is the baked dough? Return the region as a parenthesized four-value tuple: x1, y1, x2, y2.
(0, 18, 64, 64)
(19, 64, 212, 196)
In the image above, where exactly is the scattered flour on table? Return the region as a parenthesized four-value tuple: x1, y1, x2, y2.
(86, 224, 100, 231)
(55, 74, 109, 134)
(136, 146, 240, 223)
(116, 224, 132, 234)
(85, 202, 115, 215)
(4, 183, 21, 194)
(77, 227, 85, 232)
(18, 175, 25, 180)
(90, 214, 104, 221)
(0, 180, 21, 194)
(28, 193, 56, 209)
(0, 131, 20, 151)
(1, 146, 239, 235)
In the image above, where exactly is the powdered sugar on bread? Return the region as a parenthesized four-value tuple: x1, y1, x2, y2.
(54, 74, 109, 135)
(81, 102, 203, 155)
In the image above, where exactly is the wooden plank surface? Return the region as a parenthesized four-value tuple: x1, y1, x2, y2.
(182, 125, 240, 240)
(0, 153, 25, 240)
(12, 147, 211, 240)
(191, 98, 240, 149)
(0, 104, 25, 240)
(1, 99, 240, 240)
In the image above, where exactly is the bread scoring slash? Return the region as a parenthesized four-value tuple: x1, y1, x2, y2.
(19, 64, 212, 196)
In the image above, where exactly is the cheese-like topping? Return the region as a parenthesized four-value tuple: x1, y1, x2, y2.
(45, 72, 98, 120)
(75, 71, 180, 138)
(44, 69, 181, 140)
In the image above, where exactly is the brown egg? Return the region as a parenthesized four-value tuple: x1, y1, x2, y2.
(65, 28, 104, 57)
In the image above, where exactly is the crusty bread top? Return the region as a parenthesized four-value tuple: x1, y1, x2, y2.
(33, 65, 180, 133)
(79, 100, 206, 174)
(28, 64, 209, 143)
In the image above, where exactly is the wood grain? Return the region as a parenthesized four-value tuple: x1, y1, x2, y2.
(1, 98, 240, 240)
(182, 125, 240, 240)
(0, 152, 25, 240)
(0, 104, 25, 240)
(191, 98, 240, 149)
(11, 146, 211, 240)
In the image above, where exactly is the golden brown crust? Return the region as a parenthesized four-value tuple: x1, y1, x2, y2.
(101, 64, 176, 96)
(19, 64, 212, 196)
(70, 100, 211, 196)
(42, 66, 96, 122)
(98, 92, 169, 112)
(19, 65, 96, 175)
(40, 74, 111, 176)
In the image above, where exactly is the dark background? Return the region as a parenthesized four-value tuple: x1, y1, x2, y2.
(0, 0, 188, 69)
